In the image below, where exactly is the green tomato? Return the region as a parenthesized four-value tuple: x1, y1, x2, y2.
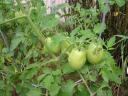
(87, 42, 104, 64)
(44, 37, 60, 54)
(68, 49, 86, 70)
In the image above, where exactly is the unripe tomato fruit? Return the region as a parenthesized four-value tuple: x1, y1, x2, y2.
(87, 42, 103, 64)
(68, 49, 86, 70)
(44, 37, 60, 54)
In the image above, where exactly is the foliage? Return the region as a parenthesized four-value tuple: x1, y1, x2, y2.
(0, 0, 127, 96)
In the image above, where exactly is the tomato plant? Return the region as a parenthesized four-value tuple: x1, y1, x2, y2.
(0, 0, 127, 96)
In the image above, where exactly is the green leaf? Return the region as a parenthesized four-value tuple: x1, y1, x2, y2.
(26, 63, 39, 70)
(42, 74, 54, 89)
(89, 73, 97, 82)
(80, 29, 95, 39)
(52, 69, 61, 76)
(80, 64, 89, 74)
(70, 27, 81, 37)
(93, 23, 106, 34)
(75, 3, 81, 12)
(49, 83, 61, 96)
(43, 67, 52, 74)
(27, 88, 42, 96)
(52, 34, 64, 44)
(115, 0, 125, 7)
(97, 89, 113, 96)
(76, 84, 89, 96)
(62, 63, 75, 74)
(37, 74, 47, 82)
(100, 68, 111, 83)
(20, 68, 38, 80)
(107, 36, 116, 48)
(115, 35, 128, 40)
(0, 81, 4, 89)
(10, 32, 25, 51)
(41, 14, 59, 29)
(0, 11, 3, 23)
(98, 0, 110, 13)
(110, 67, 122, 84)
(10, 37, 24, 51)
(100, 5, 110, 13)
(59, 80, 75, 96)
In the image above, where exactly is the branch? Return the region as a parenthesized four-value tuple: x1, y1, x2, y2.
(15, 0, 45, 44)
(99, 0, 109, 37)
(78, 71, 95, 96)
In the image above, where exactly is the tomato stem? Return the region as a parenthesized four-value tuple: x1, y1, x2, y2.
(78, 71, 95, 96)
(0, 15, 26, 25)
(15, 0, 45, 44)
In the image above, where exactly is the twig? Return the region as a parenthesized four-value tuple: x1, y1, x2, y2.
(0, 29, 9, 49)
(15, 0, 45, 44)
(45, 89, 48, 96)
(77, 71, 95, 96)
(0, 15, 26, 25)
(117, 85, 120, 96)
(99, 0, 109, 37)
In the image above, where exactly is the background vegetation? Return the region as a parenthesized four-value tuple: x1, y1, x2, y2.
(0, 0, 128, 96)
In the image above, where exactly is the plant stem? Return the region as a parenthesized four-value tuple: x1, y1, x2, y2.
(78, 71, 95, 96)
(0, 15, 26, 25)
(15, 0, 45, 44)
(26, 16, 45, 43)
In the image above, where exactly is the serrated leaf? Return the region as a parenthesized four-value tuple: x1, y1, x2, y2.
(77, 84, 89, 96)
(80, 29, 95, 39)
(0, 81, 4, 89)
(52, 69, 61, 76)
(115, 0, 125, 7)
(52, 33, 64, 43)
(41, 14, 59, 29)
(49, 83, 61, 96)
(43, 67, 52, 74)
(98, 0, 110, 13)
(93, 23, 106, 34)
(101, 68, 111, 83)
(100, 5, 110, 13)
(37, 74, 47, 82)
(20, 68, 37, 80)
(27, 88, 42, 96)
(70, 27, 81, 37)
(10, 32, 25, 51)
(107, 36, 116, 48)
(42, 74, 54, 89)
(10, 37, 24, 51)
(59, 80, 75, 96)
(62, 64, 75, 74)
(26, 63, 39, 70)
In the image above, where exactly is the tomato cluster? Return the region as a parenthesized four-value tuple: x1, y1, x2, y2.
(44, 36, 104, 70)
